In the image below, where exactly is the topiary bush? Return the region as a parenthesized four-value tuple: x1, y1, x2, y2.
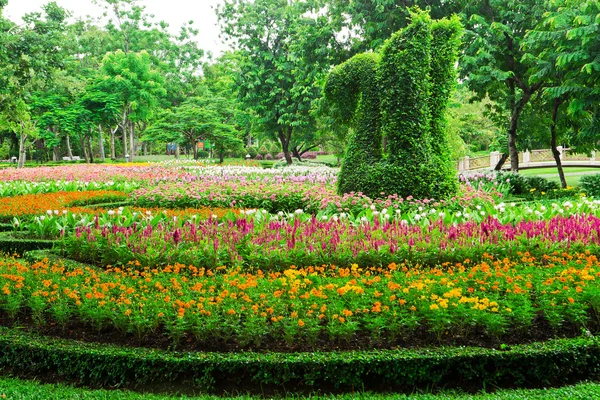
(246, 146, 258, 159)
(324, 52, 382, 195)
(324, 9, 462, 200)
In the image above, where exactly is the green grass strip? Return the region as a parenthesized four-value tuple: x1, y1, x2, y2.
(0, 327, 599, 394)
(1, 376, 600, 399)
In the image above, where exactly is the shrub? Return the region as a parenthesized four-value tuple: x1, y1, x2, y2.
(255, 154, 263, 160)
(258, 145, 269, 158)
(269, 143, 280, 157)
(581, 174, 600, 197)
(197, 150, 209, 159)
(324, 52, 382, 196)
(246, 147, 258, 159)
(264, 154, 273, 160)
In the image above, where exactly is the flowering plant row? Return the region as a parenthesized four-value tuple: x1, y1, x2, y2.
(60, 213, 600, 271)
(0, 180, 140, 197)
(0, 191, 128, 222)
(0, 251, 597, 348)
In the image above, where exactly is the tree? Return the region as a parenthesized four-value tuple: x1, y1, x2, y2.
(217, 0, 343, 164)
(326, 0, 466, 51)
(96, 50, 165, 161)
(460, 0, 548, 171)
(0, 2, 69, 167)
(144, 93, 243, 162)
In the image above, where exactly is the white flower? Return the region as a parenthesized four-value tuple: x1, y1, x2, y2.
(480, 211, 485, 216)
(455, 212, 462, 217)
(476, 205, 482, 210)
(333, 215, 339, 222)
(46, 210, 53, 216)
(40, 215, 45, 221)
(439, 212, 445, 219)
(414, 214, 421, 221)
(463, 213, 470, 218)
(396, 209, 402, 215)
(340, 212, 347, 218)
(360, 216, 368, 223)
(381, 208, 388, 214)
(540, 205, 547, 211)
(322, 215, 328, 221)
(62, 210, 68, 215)
(526, 208, 533, 214)
(401, 219, 409, 226)
(212, 214, 218, 219)
(295, 209, 304, 215)
(373, 211, 380, 216)
(418, 206, 424, 212)
(146, 210, 152, 215)
(370, 204, 376, 211)
(173, 216, 178, 221)
(511, 203, 516, 207)
(384, 214, 391, 220)
(534, 210, 541, 216)
(277, 211, 284, 217)
(107, 210, 115, 216)
(54, 210, 59, 215)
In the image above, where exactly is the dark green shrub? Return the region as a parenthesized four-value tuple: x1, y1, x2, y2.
(197, 150, 209, 159)
(497, 172, 560, 196)
(581, 174, 600, 197)
(0, 327, 598, 394)
(324, 52, 382, 196)
(0, 235, 55, 255)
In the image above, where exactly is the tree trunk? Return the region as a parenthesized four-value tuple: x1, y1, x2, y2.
(17, 133, 27, 169)
(193, 141, 198, 160)
(98, 125, 106, 163)
(550, 97, 567, 189)
(65, 134, 73, 159)
(175, 143, 180, 159)
(143, 142, 148, 156)
(129, 120, 135, 162)
(494, 153, 509, 171)
(87, 134, 94, 164)
(121, 109, 128, 158)
(278, 127, 293, 165)
(81, 135, 90, 163)
(51, 127, 60, 161)
(110, 125, 118, 160)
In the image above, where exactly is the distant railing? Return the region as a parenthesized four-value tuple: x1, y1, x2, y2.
(457, 147, 599, 172)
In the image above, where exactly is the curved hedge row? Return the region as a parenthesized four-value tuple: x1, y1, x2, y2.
(0, 328, 598, 394)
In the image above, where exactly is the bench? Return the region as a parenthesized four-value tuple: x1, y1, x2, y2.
(62, 156, 81, 161)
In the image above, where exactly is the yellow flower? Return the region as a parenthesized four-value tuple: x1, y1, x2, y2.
(430, 304, 439, 310)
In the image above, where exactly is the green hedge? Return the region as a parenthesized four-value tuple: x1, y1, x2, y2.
(0, 327, 598, 394)
(0, 223, 13, 232)
(0, 235, 55, 255)
(580, 174, 600, 197)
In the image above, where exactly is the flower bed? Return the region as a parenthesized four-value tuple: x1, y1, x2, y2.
(0, 251, 598, 350)
(59, 213, 600, 270)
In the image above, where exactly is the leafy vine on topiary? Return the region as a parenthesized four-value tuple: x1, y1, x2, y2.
(324, 9, 463, 200)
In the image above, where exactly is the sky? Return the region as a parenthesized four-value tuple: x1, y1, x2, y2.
(3, 0, 229, 57)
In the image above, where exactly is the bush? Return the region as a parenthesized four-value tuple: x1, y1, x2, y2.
(258, 145, 269, 158)
(269, 143, 280, 158)
(264, 154, 273, 160)
(0, 327, 598, 394)
(197, 150, 209, 159)
(581, 174, 600, 197)
(246, 147, 258, 159)
(255, 154, 263, 160)
(497, 172, 560, 196)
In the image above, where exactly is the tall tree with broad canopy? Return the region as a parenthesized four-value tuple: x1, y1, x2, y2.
(96, 50, 165, 162)
(460, 0, 548, 172)
(216, 0, 344, 164)
(144, 92, 243, 162)
(0, 1, 69, 168)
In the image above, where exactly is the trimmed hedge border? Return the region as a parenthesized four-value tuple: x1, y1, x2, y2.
(0, 327, 598, 394)
(0, 235, 55, 255)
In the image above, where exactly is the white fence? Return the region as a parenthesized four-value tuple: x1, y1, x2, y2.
(457, 147, 600, 172)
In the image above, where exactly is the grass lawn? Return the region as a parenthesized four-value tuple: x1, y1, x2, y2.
(518, 166, 600, 187)
(1, 376, 600, 399)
